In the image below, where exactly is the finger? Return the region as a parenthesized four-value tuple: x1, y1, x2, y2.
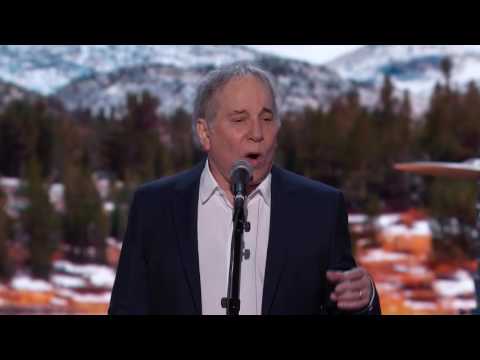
(336, 289, 368, 302)
(342, 268, 366, 282)
(334, 277, 365, 294)
(331, 286, 370, 303)
(326, 271, 345, 283)
(337, 299, 369, 311)
(334, 278, 370, 296)
(327, 268, 366, 283)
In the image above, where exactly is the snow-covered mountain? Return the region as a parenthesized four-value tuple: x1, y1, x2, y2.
(329, 45, 480, 114)
(4, 45, 480, 118)
(0, 80, 43, 111)
(0, 45, 259, 95)
(54, 56, 352, 116)
(0, 45, 354, 117)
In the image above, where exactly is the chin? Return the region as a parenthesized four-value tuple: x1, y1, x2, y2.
(252, 169, 270, 185)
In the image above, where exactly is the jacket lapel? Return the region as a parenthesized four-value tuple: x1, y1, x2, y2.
(262, 165, 292, 315)
(172, 162, 204, 314)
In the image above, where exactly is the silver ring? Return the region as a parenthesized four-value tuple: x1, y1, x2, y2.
(359, 290, 363, 298)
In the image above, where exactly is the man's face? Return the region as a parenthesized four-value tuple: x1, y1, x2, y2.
(197, 75, 280, 191)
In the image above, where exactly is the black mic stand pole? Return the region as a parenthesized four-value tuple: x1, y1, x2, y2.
(472, 179, 480, 314)
(221, 196, 250, 316)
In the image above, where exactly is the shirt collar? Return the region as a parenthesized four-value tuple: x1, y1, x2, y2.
(199, 159, 221, 205)
(199, 159, 271, 207)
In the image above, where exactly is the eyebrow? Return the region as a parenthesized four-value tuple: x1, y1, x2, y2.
(259, 108, 274, 116)
(228, 108, 274, 117)
(228, 110, 248, 117)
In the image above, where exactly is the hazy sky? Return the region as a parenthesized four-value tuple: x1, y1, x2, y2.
(246, 45, 365, 65)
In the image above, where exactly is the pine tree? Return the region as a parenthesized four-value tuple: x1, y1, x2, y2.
(54, 113, 109, 264)
(421, 82, 465, 161)
(379, 75, 396, 117)
(0, 105, 24, 177)
(102, 91, 166, 185)
(276, 114, 300, 173)
(440, 57, 453, 89)
(32, 101, 56, 178)
(0, 187, 12, 280)
(101, 120, 129, 181)
(169, 108, 195, 173)
(460, 81, 480, 157)
(22, 156, 59, 279)
(342, 110, 377, 207)
(374, 75, 398, 164)
(110, 182, 134, 242)
(330, 89, 363, 138)
(63, 161, 109, 264)
(397, 90, 413, 159)
(296, 107, 341, 186)
(0, 100, 56, 179)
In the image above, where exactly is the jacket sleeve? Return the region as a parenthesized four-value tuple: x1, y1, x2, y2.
(326, 192, 381, 315)
(108, 191, 150, 315)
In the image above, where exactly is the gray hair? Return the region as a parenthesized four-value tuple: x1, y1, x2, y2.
(192, 62, 280, 143)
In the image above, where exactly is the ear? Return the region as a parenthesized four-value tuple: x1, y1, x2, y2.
(196, 118, 211, 152)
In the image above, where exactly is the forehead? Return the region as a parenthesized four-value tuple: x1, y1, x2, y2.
(214, 75, 273, 111)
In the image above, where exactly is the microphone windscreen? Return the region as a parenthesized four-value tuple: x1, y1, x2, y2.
(229, 159, 253, 181)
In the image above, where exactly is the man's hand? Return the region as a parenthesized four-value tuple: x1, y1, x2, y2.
(326, 267, 373, 312)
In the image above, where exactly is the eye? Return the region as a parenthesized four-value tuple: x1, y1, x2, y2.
(263, 117, 273, 122)
(232, 117, 246, 123)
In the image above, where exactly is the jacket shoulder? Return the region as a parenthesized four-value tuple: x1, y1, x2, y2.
(274, 166, 343, 198)
(133, 162, 204, 205)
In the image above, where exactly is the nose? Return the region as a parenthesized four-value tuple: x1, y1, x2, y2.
(249, 119, 264, 143)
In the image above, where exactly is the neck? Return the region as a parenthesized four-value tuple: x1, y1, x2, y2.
(207, 158, 269, 205)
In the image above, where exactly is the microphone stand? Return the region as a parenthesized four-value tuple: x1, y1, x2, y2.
(221, 196, 250, 315)
(472, 179, 480, 314)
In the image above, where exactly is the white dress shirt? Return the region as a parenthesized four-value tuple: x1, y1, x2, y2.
(197, 160, 271, 315)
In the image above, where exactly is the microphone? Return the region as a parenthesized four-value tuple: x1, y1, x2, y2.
(229, 159, 253, 206)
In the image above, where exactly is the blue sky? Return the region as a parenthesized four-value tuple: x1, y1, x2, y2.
(246, 45, 365, 65)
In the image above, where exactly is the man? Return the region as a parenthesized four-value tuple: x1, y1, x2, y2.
(109, 62, 381, 315)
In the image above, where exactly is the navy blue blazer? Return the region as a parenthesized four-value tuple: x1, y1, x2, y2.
(109, 161, 381, 315)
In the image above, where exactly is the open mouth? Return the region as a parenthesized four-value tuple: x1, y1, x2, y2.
(244, 153, 263, 167)
(246, 153, 261, 161)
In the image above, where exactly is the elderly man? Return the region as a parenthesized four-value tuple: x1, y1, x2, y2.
(109, 62, 381, 315)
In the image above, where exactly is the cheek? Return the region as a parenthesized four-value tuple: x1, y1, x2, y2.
(212, 127, 245, 153)
(265, 131, 279, 156)
(208, 129, 243, 168)
(212, 135, 235, 155)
